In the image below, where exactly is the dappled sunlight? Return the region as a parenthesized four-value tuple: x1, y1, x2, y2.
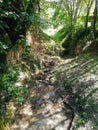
(18, 72, 30, 81)
(10, 55, 74, 130)
(20, 104, 33, 116)
(9, 51, 98, 130)
(15, 71, 31, 87)
(54, 53, 98, 129)
(1, 0, 98, 130)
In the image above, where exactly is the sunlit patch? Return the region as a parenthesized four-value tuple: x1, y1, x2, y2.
(20, 104, 33, 116)
(18, 72, 29, 80)
(18, 121, 29, 129)
(15, 82, 22, 87)
(43, 26, 63, 36)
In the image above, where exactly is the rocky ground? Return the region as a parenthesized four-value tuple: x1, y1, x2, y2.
(9, 52, 98, 130)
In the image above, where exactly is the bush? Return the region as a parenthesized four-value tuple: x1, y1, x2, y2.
(53, 26, 71, 43)
(62, 27, 92, 55)
(0, 68, 27, 118)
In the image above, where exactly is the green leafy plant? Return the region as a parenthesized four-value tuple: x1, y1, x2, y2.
(0, 69, 28, 117)
(62, 27, 93, 55)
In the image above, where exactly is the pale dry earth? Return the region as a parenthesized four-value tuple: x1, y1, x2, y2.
(9, 52, 98, 130)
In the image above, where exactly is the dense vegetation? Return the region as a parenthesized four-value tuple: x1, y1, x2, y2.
(0, 0, 98, 129)
(0, 0, 40, 128)
(52, 0, 98, 55)
(0, 0, 40, 70)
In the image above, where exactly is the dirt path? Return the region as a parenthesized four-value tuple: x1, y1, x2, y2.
(9, 55, 75, 130)
(9, 52, 98, 130)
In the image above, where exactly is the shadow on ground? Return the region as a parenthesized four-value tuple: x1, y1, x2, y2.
(10, 52, 98, 130)
(10, 56, 74, 130)
(55, 52, 98, 129)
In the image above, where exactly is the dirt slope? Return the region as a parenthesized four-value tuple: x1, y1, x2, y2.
(9, 52, 98, 130)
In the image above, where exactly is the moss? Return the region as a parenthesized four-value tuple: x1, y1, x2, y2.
(0, 118, 8, 130)
(62, 27, 93, 55)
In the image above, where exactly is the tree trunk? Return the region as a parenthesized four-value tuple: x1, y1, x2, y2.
(93, 0, 98, 39)
(85, 0, 94, 30)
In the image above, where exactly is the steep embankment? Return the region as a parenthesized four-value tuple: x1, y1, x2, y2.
(9, 50, 98, 130)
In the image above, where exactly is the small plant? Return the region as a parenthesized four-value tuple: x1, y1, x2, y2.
(0, 69, 27, 115)
(0, 68, 28, 129)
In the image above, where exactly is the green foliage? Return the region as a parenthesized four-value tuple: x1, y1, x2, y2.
(0, 70, 17, 103)
(42, 0, 96, 55)
(53, 26, 70, 43)
(0, 0, 40, 55)
(0, 117, 7, 130)
(0, 0, 40, 73)
(22, 46, 41, 71)
(62, 27, 93, 54)
(64, 79, 98, 129)
(0, 67, 28, 128)
(0, 68, 27, 118)
(0, 37, 9, 54)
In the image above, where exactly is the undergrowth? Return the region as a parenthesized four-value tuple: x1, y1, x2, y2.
(62, 27, 93, 55)
(0, 66, 27, 130)
(63, 78, 98, 129)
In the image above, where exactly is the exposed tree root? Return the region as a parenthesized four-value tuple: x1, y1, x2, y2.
(56, 89, 75, 130)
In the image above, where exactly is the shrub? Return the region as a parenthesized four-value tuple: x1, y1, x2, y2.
(0, 69, 27, 118)
(62, 27, 92, 55)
